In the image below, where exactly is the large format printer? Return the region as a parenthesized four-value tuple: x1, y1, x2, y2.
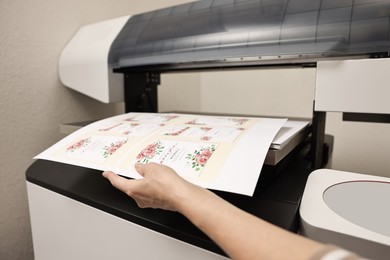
(27, 0, 390, 259)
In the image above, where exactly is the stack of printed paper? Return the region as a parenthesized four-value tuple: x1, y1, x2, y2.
(36, 112, 287, 196)
(265, 120, 310, 165)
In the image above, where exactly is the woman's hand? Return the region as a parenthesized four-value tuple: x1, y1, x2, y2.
(103, 162, 327, 260)
(102, 162, 191, 211)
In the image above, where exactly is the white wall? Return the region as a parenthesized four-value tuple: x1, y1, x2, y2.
(159, 72, 202, 113)
(325, 113, 390, 176)
(0, 1, 193, 259)
(198, 68, 315, 118)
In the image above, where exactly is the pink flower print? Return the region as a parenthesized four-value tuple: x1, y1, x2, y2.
(122, 123, 139, 135)
(163, 115, 178, 121)
(186, 145, 216, 171)
(200, 127, 212, 132)
(196, 149, 213, 166)
(196, 154, 208, 166)
(136, 141, 164, 163)
(201, 149, 212, 158)
(231, 118, 249, 126)
(186, 120, 205, 125)
(165, 127, 189, 136)
(66, 138, 91, 152)
(200, 136, 211, 141)
(124, 117, 138, 122)
(200, 128, 212, 141)
(102, 139, 127, 158)
(137, 144, 156, 159)
(99, 123, 122, 132)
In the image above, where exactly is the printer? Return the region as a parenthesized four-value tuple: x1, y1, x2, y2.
(27, 0, 390, 259)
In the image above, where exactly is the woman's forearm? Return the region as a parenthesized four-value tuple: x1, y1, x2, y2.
(174, 183, 323, 260)
(104, 163, 324, 260)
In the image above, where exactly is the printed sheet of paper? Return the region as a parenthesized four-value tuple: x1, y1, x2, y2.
(35, 113, 286, 196)
(270, 120, 310, 150)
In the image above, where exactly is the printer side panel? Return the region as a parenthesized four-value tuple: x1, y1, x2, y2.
(315, 58, 390, 114)
(58, 16, 130, 103)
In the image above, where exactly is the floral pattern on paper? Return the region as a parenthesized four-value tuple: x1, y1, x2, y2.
(164, 126, 190, 136)
(163, 115, 178, 121)
(136, 141, 164, 163)
(185, 117, 249, 126)
(124, 115, 178, 123)
(123, 116, 137, 122)
(186, 119, 202, 125)
(102, 139, 128, 158)
(200, 136, 211, 141)
(66, 138, 91, 153)
(99, 123, 123, 132)
(122, 123, 140, 135)
(186, 144, 216, 171)
(230, 118, 248, 126)
(199, 127, 212, 141)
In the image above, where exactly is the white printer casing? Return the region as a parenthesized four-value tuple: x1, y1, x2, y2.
(58, 16, 130, 103)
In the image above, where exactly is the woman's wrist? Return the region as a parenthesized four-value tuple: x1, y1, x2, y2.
(169, 178, 206, 214)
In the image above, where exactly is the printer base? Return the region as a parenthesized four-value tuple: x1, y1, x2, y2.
(27, 182, 227, 260)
